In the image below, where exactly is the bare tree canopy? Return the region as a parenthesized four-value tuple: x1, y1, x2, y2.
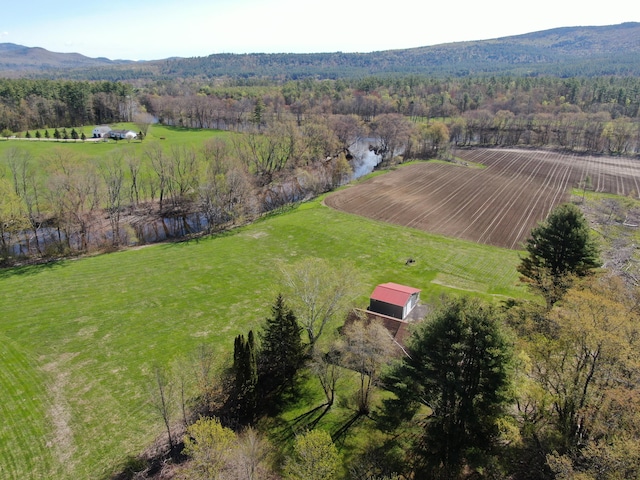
(279, 257, 359, 348)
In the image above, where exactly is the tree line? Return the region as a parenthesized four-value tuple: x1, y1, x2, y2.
(140, 75, 640, 157)
(2, 75, 640, 154)
(0, 78, 134, 132)
(0, 119, 354, 264)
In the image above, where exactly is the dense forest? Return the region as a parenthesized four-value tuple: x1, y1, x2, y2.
(2, 74, 640, 152)
(0, 78, 135, 130)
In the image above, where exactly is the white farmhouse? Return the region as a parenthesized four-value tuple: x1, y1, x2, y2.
(92, 125, 112, 138)
(109, 129, 137, 140)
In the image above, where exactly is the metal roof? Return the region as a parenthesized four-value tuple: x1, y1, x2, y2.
(370, 282, 421, 307)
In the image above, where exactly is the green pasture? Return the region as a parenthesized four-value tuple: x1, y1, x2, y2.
(0, 124, 232, 169)
(0, 194, 528, 479)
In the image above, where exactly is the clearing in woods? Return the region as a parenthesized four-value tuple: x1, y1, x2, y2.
(326, 148, 640, 249)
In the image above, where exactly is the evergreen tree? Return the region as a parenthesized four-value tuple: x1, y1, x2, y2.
(252, 98, 265, 127)
(25, 131, 31, 139)
(518, 203, 600, 307)
(383, 296, 513, 479)
(71, 128, 79, 140)
(35, 130, 41, 139)
(81, 132, 86, 141)
(53, 128, 60, 140)
(232, 330, 257, 424)
(258, 294, 305, 402)
(44, 130, 50, 139)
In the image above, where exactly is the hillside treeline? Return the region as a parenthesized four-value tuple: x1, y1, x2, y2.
(15, 23, 640, 81)
(2, 75, 640, 155)
(0, 78, 134, 132)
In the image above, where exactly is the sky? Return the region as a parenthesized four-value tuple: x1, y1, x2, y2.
(1, 0, 637, 61)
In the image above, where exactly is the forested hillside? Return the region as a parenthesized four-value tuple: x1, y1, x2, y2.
(1, 23, 639, 80)
(0, 43, 131, 76)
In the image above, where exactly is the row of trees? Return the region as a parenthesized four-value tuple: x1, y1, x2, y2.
(0, 78, 135, 132)
(0, 117, 355, 264)
(2, 75, 640, 154)
(139, 75, 640, 155)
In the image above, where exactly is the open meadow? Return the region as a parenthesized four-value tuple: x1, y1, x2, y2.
(0, 124, 231, 165)
(0, 194, 527, 479)
(3, 140, 638, 478)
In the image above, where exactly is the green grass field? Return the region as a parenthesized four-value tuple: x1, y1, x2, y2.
(0, 124, 232, 170)
(0, 189, 529, 478)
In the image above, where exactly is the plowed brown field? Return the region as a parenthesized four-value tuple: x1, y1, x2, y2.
(325, 148, 640, 249)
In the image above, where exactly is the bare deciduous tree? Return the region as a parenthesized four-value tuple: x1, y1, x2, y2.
(133, 110, 155, 139)
(167, 144, 199, 206)
(149, 364, 176, 452)
(100, 154, 125, 246)
(337, 317, 395, 414)
(145, 142, 170, 211)
(125, 150, 142, 206)
(280, 257, 359, 348)
(235, 122, 298, 185)
(231, 427, 275, 480)
(329, 114, 365, 150)
(200, 138, 254, 232)
(370, 113, 415, 165)
(310, 348, 343, 408)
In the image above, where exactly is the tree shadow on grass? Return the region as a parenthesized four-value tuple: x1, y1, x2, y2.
(270, 402, 333, 444)
(0, 258, 67, 279)
(291, 402, 335, 431)
(272, 404, 365, 450)
(331, 411, 365, 446)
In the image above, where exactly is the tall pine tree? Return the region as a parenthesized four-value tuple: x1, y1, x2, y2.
(518, 203, 600, 307)
(232, 330, 257, 424)
(383, 296, 513, 479)
(258, 294, 305, 402)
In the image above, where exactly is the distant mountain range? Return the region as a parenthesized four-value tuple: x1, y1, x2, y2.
(0, 42, 133, 72)
(1, 22, 639, 80)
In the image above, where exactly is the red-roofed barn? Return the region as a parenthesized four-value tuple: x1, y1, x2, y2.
(368, 282, 421, 320)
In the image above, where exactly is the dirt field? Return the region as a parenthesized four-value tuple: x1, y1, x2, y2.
(326, 148, 640, 249)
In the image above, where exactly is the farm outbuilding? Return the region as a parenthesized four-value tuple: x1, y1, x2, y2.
(368, 282, 421, 320)
(92, 125, 111, 138)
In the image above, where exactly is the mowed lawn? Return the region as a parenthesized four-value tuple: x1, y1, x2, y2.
(0, 124, 232, 171)
(0, 198, 528, 479)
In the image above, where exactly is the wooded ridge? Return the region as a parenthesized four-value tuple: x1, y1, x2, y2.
(1, 22, 639, 80)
